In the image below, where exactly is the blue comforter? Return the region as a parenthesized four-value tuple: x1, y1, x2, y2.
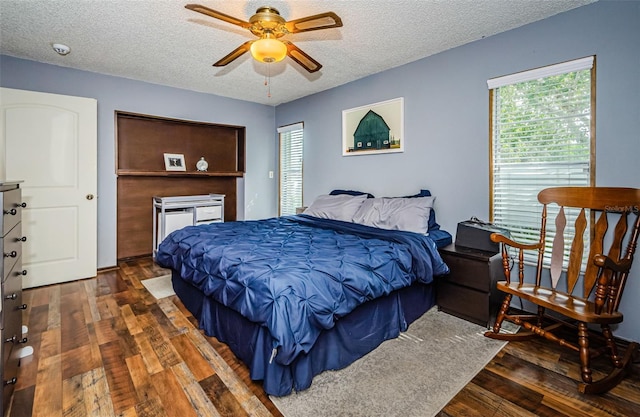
(156, 215, 449, 365)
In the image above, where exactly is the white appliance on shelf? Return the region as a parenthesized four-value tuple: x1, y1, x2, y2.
(152, 194, 225, 257)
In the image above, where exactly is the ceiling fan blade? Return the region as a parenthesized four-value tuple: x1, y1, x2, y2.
(285, 12, 342, 33)
(185, 4, 251, 29)
(283, 41, 322, 73)
(213, 41, 254, 67)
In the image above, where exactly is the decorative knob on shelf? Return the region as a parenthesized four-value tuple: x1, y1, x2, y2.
(196, 157, 209, 172)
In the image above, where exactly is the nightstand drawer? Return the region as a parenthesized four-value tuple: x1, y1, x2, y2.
(438, 281, 490, 326)
(440, 252, 491, 292)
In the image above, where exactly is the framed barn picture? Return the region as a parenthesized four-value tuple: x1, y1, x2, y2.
(342, 97, 404, 156)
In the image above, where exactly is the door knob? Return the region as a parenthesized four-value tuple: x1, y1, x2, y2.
(86, 194, 94, 200)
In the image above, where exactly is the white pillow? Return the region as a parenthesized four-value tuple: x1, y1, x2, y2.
(303, 194, 367, 222)
(352, 196, 435, 234)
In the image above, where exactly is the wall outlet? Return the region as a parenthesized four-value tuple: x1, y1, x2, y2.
(269, 171, 274, 179)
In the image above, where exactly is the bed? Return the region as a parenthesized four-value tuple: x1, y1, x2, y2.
(156, 190, 451, 396)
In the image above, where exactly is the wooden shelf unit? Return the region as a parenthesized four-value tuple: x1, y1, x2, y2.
(117, 169, 244, 177)
(115, 111, 245, 260)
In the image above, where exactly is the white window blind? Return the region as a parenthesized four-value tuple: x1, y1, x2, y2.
(489, 57, 594, 267)
(278, 122, 304, 216)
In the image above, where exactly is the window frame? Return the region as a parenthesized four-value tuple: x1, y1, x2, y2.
(277, 122, 304, 216)
(488, 57, 596, 268)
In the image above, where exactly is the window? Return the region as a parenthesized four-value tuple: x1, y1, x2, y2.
(278, 122, 304, 216)
(488, 57, 595, 267)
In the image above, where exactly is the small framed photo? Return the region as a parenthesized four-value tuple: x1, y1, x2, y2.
(163, 153, 186, 171)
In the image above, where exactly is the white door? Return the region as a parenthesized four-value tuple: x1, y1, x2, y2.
(0, 87, 97, 288)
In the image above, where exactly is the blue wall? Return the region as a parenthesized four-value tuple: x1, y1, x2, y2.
(275, 1, 640, 341)
(0, 56, 278, 268)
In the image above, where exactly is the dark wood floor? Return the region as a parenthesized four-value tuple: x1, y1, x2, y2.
(7, 257, 640, 416)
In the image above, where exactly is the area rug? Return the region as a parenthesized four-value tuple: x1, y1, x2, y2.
(141, 274, 175, 299)
(270, 308, 515, 417)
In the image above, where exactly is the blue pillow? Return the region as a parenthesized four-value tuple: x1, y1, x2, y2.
(330, 189, 375, 199)
(405, 189, 431, 198)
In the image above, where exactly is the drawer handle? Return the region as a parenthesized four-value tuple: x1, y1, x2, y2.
(4, 377, 17, 386)
(3, 336, 27, 344)
(4, 251, 18, 258)
(18, 304, 27, 310)
(5, 293, 17, 300)
(19, 202, 27, 208)
(16, 270, 27, 277)
(3, 208, 17, 216)
(17, 236, 27, 242)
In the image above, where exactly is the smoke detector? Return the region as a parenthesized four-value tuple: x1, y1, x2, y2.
(52, 43, 70, 55)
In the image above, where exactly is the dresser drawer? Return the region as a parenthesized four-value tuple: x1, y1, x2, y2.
(2, 297, 23, 368)
(2, 342, 19, 410)
(2, 189, 22, 236)
(2, 265, 23, 340)
(2, 223, 22, 282)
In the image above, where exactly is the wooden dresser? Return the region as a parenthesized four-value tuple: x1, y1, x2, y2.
(1, 181, 26, 415)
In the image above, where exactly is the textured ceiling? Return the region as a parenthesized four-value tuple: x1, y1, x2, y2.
(0, 0, 596, 106)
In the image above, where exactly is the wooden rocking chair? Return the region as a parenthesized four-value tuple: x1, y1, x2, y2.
(485, 187, 640, 394)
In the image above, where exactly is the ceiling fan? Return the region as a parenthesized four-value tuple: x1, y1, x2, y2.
(185, 4, 343, 73)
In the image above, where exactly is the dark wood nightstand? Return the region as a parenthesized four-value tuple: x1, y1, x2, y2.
(437, 244, 504, 328)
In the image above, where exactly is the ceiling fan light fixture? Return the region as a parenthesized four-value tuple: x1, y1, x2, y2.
(185, 4, 342, 73)
(250, 35, 287, 63)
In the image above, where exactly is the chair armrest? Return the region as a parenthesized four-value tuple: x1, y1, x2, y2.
(593, 254, 632, 273)
(490, 233, 543, 251)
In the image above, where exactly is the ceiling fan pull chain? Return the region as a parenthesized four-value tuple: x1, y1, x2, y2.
(266, 63, 272, 98)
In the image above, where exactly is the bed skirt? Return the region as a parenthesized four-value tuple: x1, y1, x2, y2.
(172, 271, 436, 396)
